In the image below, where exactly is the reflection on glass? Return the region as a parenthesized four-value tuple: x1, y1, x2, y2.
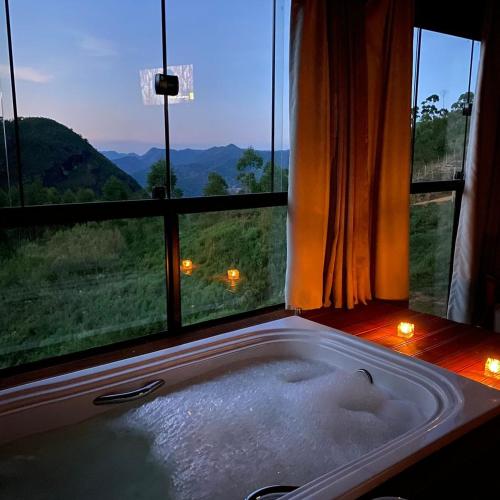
(412, 30, 480, 182)
(179, 207, 286, 325)
(0, 218, 167, 368)
(9, 0, 165, 205)
(409, 192, 455, 317)
(140, 64, 195, 106)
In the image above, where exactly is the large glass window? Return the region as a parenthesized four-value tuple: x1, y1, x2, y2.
(410, 192, 455, 317)
(409, 29, 480, 316)
(8, 0, 165, 204)
(165, 0, 288, 197)
(412, 30, 480, 183)
(0, 218, 167, 368)
(0, 1, 289, 372)
(179, 206, 286, 325)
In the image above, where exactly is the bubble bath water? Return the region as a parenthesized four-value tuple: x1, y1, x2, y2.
(0, 358, 423, 500)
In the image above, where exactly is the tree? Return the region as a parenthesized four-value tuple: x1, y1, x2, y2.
(103, 176, 129, 201)
(25, 178, 49, 205)
(203, 172, 228, 196)
(62, 189, 76, 204)
(236, 147, 264, 193)
(76, 188, 95, 203)
(451, 92, 474, 113)
(420, 94, 440, 121)
(259, 162, 289, 192)
(147, 160, 183, 198)
(46, 187, 60, 204)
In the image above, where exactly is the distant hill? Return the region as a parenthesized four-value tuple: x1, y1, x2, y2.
(0, 118, 142, 195)
(102, 145, 290, 197)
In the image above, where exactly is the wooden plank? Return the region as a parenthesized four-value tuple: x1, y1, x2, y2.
(304, 301, 408, 331)
(307, 301, 499, 390)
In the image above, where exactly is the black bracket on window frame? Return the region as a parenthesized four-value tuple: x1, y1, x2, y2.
(155, 74, 179, 96)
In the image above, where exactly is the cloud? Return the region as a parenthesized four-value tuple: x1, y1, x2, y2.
(79, 35, 117, 57)
(0, 64, 53, 83)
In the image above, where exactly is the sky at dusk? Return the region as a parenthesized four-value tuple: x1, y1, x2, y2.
(416, 30, 480, 111)
(4, 2, 478, 155)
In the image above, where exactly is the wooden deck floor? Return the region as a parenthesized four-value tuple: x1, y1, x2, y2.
(304, 300, 500, 390)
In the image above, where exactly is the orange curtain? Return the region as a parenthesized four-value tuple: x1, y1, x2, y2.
(286, 0, 413, 310)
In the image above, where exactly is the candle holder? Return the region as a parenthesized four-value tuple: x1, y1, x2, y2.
(227, 268, 240, 281)
(225, 268, 241, 292)
(484, 357, 500, 379)
(397, 322, 414, 339)
(181, 259, 194, 276)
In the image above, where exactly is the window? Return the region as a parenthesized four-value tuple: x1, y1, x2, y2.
(180, 206, 286, 325)
(409, 28, 480, 316)
(0, 218, 167, 368)
(0, 1, 289, 372)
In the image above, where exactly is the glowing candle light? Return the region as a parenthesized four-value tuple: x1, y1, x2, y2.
(484, 357, 500, 379)
(397, 321, 414, 339)
(181, 259, 193, 275)
(227, 268, 240, 281)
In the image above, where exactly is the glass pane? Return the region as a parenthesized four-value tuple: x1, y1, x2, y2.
(9, 0, 164, 205)
(274, 0, 291, 193)
(166, 0, 280, 197)
(179, 206, 286, 325)
(0, 1, 20, 207)
(0, 217, 166, 368)
(409, 192, 455, 317)
(412, 30, 479, 182)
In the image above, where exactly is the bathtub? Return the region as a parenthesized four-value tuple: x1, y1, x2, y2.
(0, 316, 498, 499)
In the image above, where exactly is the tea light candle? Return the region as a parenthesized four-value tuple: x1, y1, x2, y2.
(227, 268, 240, 281)
(484, 357, 500, 379)
(181, 259, 193, 271)
(397, 321, 414, 339)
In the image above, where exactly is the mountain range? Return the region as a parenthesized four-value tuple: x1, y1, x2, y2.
(0, 116, 289, 201)
(102, 145, 290, 197)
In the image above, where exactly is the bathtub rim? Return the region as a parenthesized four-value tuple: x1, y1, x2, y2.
(0, 316, 498, 500)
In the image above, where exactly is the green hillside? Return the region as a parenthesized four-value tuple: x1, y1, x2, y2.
(0, 117, 143, 205)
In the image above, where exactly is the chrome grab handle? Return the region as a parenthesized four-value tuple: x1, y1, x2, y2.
(93, 379, 165, 406)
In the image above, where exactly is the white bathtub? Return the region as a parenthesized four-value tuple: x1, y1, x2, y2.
(0, 316, 498, 499)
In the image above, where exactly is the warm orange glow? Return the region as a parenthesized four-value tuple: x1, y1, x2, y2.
(484, 357, 500, 379)
(181, 259, 193, 270)
(397, 321, 414, 339)
(181, 259, 193, 275)
(227, 268, 240, 281)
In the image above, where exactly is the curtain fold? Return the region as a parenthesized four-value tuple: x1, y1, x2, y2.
(286, 0, 413, 310)
(447, 0, 500, 326)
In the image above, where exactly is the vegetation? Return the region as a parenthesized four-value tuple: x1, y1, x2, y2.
(0, 219, 167, 367)
(0, 135, 287, 367)
(412, 92, 473, 181)
(409, 91, 473, 315)
(0, 117, 143, 206)
(237, 146, 289, 193)
(0, 89, 470, 367)
(203, 172, 228, 196)
(410, 196, 454, 317)
(180, 207, 286, 325)
(146, 159, 183, 198)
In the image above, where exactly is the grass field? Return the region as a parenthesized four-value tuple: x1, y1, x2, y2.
(0, 199, 450, 368)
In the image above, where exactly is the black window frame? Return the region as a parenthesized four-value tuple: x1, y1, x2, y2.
(0, 0, 288, 378)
